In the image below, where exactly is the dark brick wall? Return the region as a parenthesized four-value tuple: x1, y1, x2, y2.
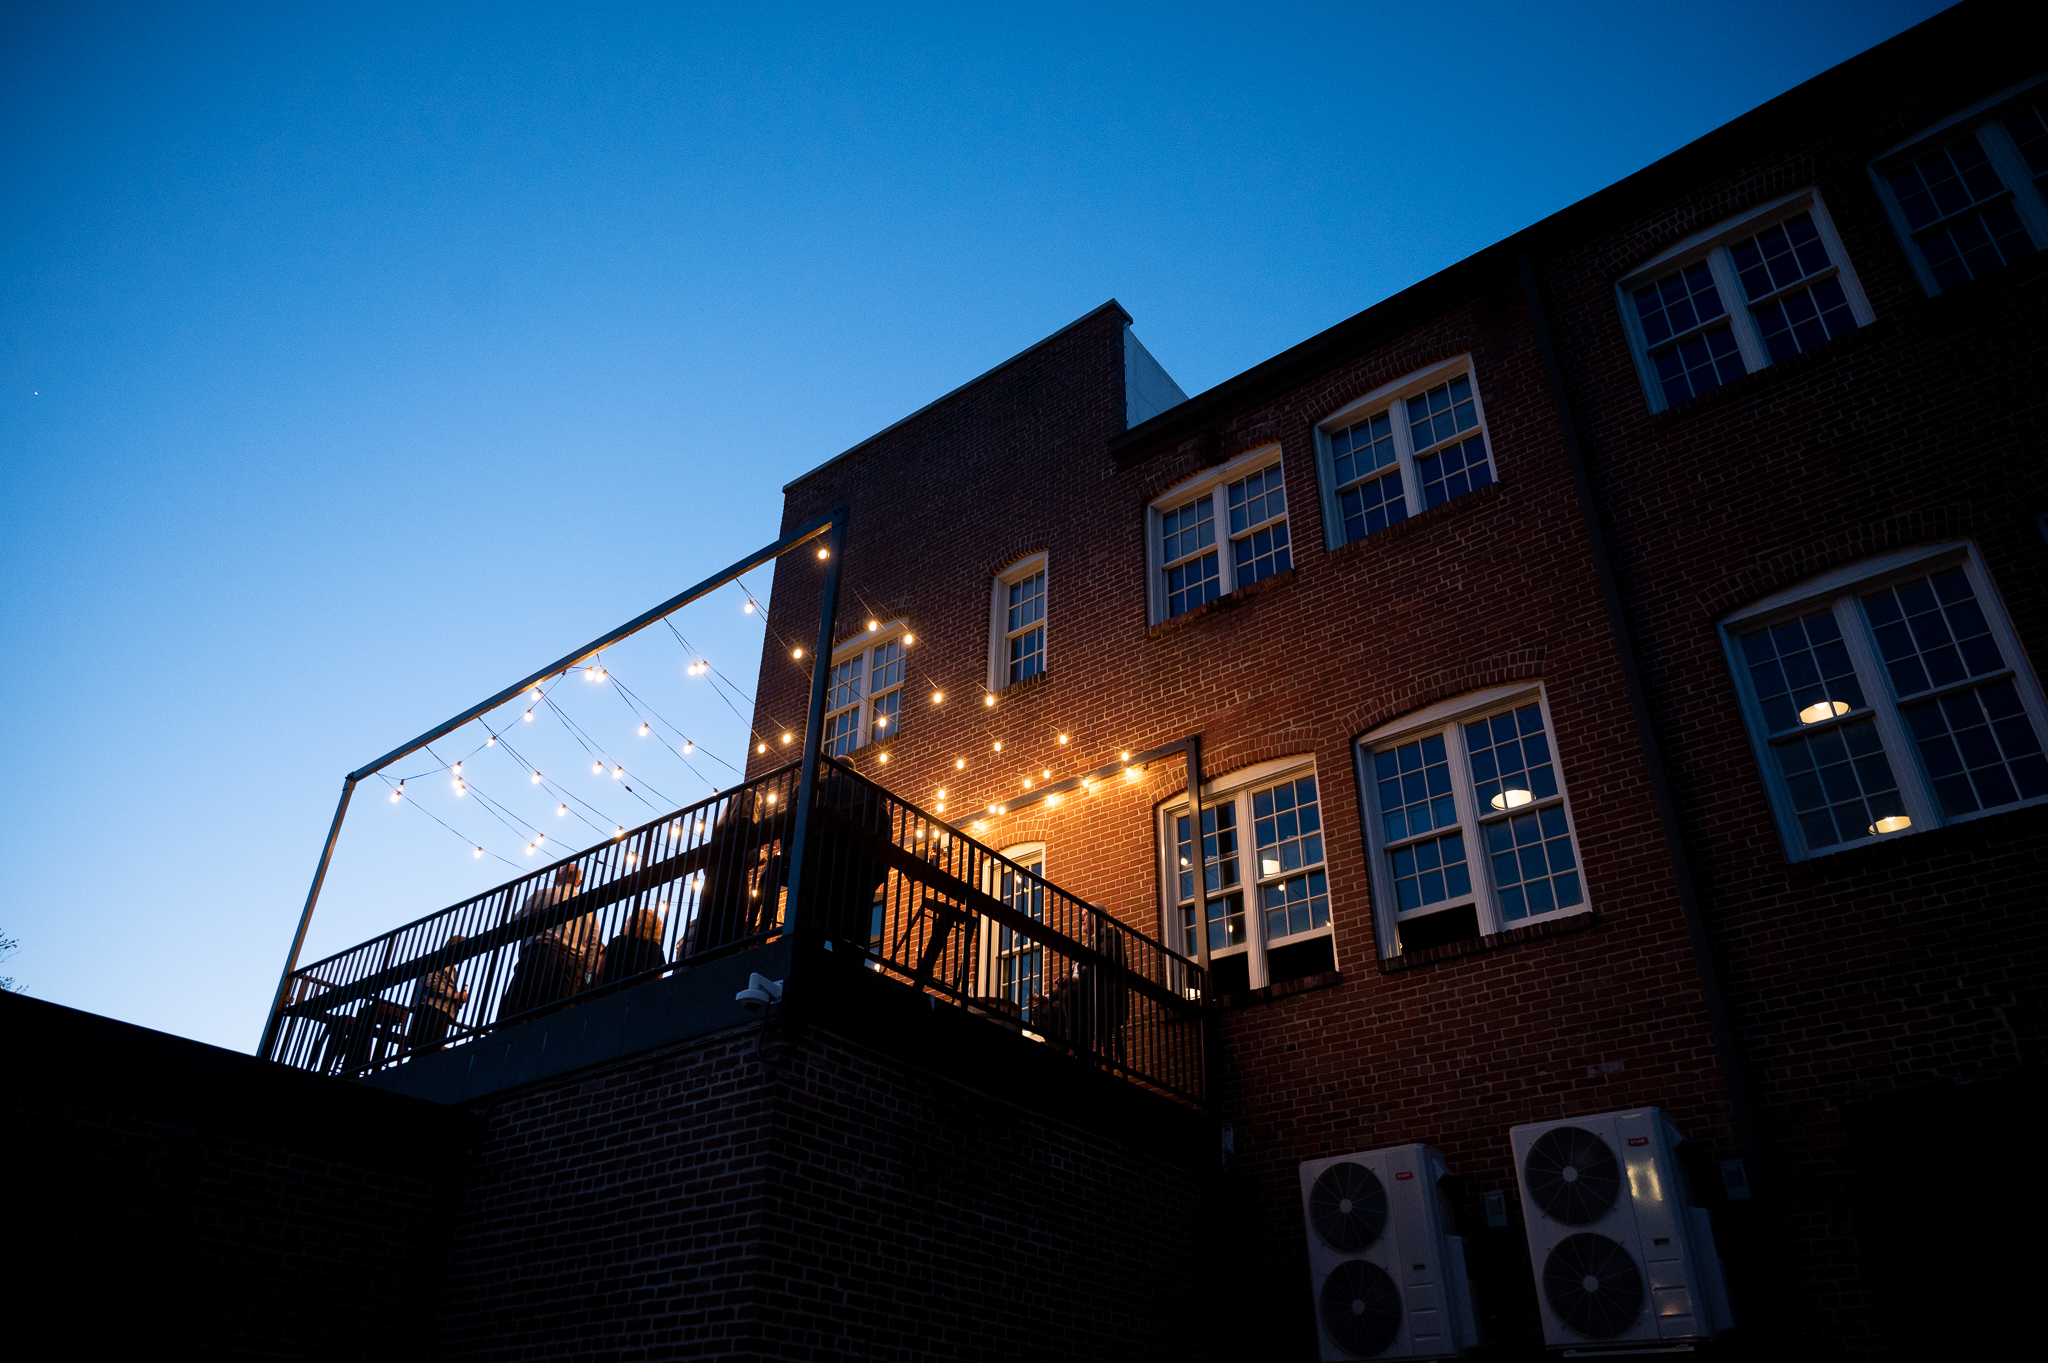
(5, 992, 471, 1362)
(429, 1005, 1212, 1362)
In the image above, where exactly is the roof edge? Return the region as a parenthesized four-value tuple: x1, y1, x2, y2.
(784, 298, 1133, 493)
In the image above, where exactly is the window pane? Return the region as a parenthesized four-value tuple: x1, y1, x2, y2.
(1254, 776, 1323, 877)
(1653, 321, 1745, 406)
(1162, 496, 1215, 564)
(1889, 135, 2011, 230)
(1332, 411, 1396, 488)
(871, 639, 904, 693)
(1916, 197, 2035, 290)
(1262, 870, 1330, 940)
(1904, 677, 2048, 817)
(1406, 375, 1480, 454)
(1009, 625, 1044, 684)
(870, 686, 901, 740)
(1166, 551, 1221, 617)
(1738, 607, 1867, 734)
(2010, 103, 2048, 179)
(1202, 803, 1239, 895)
(1376, 733, 1455, 842)
(1339, 470, 1408, 541)
(1773, 718, 1907, 849)
(1633, 260, 1725, 347)
(1415, 433, 1493, 510)
(1390, 830, 1471, 914)
(824, 707, 861, 757)
(1226, 466, 1286, 535)
(1006, 570, 1045, 633)
(1465, 703, 1558, 812)
(998, 859, 1045, 1012)
(1753, 276, 1857, 364)
(1486, 804, 1583, 923)
(1207, 892, 1246, 953)
(1861, 567, 2005, 698)
(1730, 212, 1835, 300)
(1890, 136, 2035, 288)
(1231, 519, 1292, 586)
(827, 655, 864, 711)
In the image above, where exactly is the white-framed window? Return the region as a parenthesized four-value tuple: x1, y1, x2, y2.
(1721, 542, 2048, 860)
(1314, 356, 1497, 549)
(1158, 758, 1332, 995)
(1869, 77, 2048, 297)
(1355, 683, 1589, 957)
(1615, 189, 1876, 413)
(988, 553, 1048, 691)
(987, 843, 1047, 1019)
(1146, 447, 1292, 623)
(824, 620, 908, 757)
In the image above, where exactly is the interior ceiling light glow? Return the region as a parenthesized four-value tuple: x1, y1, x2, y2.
(1490, 788, 1533, 811)
(1871, 814, 1912, 834)
(1800, 699, 1851, 724)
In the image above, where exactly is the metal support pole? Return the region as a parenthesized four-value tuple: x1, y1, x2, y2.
(258, 776, 357, 1058)
(781, 509, 849, 947)
(1185, 736, 1206, 974)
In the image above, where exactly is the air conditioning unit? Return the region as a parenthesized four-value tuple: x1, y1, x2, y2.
(1509, 1107, 1733, 1351)
(1299, 1144, 1481, 1360)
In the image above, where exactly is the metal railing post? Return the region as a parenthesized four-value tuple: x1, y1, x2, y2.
(781, 508, 849, 946)
(259, 776, 357, 1059)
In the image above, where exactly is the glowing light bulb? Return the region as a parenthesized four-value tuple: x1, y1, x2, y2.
(935, 802, 945, 812)
(487, 734, 496, 746)
(955, 758, 965, 769)
(937, 789, 947, 799)
(1120, 751, 1130, 762)
(757, 742, 768, 754)
(878, 752, 889, 763)
(903, 633, 913, 645)
(782, 732, 793, 744)
(1023, 778, 1032, 789)
(765, 792, 776, 804)
(933, 690, 944, 704)
(1124, 766, 1140, 781)
(524, 709, 534, 721)
(984, 694, 995, 707)
(615, 827, 625, 838)
(916, 828, 925, 839)
(792, 648, 803, 660)
(454, 782, 466, 796)
(1042, 768, 1051, 779)
(587, 665, 598, 679)
(876, 716, 888, 729)
(1046, 794, 1060, 808)
(1058, 733, 1068, 745)
(684, 741, 694, 754)
(612, 765, 623, 779)
(558, 804, 567, 816)
(868, 619, 879, 632)
(743, 601, 754, 613)
(989, 804, 999, 814)
(532, 771, 542, 783)
(536, 833, 544, 843)
(453, 762, 462, 775)
(639, 723, 649, 735)
(817, 548, 828, 559)
(527, 843, 537, 855)
(998, 804, 1007, 814)
(474, 847, 483, 858)
(993, 741, 1002, 752)
(594, 762, 603, 774)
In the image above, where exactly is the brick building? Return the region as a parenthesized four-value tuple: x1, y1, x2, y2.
(12, 6, 2043, 1359)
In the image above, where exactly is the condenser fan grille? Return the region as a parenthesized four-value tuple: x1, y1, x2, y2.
(1319, 1258, 1403, 1357)
(1524, 1125, 1621, 1225)
(1309, 1161, 1389, 1252)
(1543, 1232, 1643, 1339)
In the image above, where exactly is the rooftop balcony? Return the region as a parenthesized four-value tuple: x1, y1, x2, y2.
(265, 757, 1209, 1108)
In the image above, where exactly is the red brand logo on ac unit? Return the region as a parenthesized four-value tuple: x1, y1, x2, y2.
(1627, 1137, 1649, 1146)
(1395, 1171, 1413, 1180)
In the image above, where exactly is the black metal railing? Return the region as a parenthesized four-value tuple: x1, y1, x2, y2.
(267, 757, 1207, 1106)
(267, 763, 803, 1076)
(805, 757, 1208, 1106)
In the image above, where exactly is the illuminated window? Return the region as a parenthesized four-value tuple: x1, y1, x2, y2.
(1616, 189, 1874, 413)
(1317, 359, 1496, 548)
(1356, 685, 1588, 956)
(1873, 84, 2048, 296)
(1722, 543, 2048, 859)
(1148, 451, 1292, 623)
(1160, 759, 1330, 994)
(994, 845, 1046, 1021)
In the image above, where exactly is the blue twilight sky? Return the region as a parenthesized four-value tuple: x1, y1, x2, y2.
(1, 1, 1949, 1051)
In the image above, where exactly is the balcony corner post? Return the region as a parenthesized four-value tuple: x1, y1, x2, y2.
(782, 507, 850, 970)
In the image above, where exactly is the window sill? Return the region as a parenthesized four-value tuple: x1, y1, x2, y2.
(1147, 567, 1297, 640)
(1376, 909, 1598, 974)
(994, 670, 1053, 702)
(1324, 478, 1506, 567)
(1213, 969, 1342, 1010)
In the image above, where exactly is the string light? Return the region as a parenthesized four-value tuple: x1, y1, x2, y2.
(1125, 766, 1141, 781)
(1042, 768, 1051, 779)
(486, 735, 496, 746)
(955, 758, 966, 769)
(639, 723, 650, 735)
(868, 619, 879, 632)
(587, 665, 599, 680)
(984, 694, 995, 707)
(782, 732, 793, 744)
(474, 846, 483, 858)
(532, 771, 542, 783)
(615, 826, 625, 838)
(527, 842, 537, 855)
(391, 781, 404, 802)
(757, 742, 768, 754)
(593, 762, 603, 774)
(558, 804, 568, 816)
(876, 715, 888, 729)
(1023, 778, 1032, 789)
(937, 789, 947, 799)
(1058, 733, 1068, 745)
(524, 709, 534, 721)
(765, 792, 777, 804)
(904, 633, 914, 645)
(743, 601, 754, 613)
(1046, 794, 1060, 808)
(935, 802, 945, 812)
(453, 762, 462, 775)
(817, 548, 829, 559)
(684, 741, 694, 754)
(993, 741, 1002, 752)
(878, 752, 889, 763)
(612, 765, 624, 779)
(932, 691, 944, 704)
(1120, 751, 1130, 761)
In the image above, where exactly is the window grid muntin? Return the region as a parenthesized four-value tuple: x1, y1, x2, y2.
(1319, 366, 1494, 549)
(1484, 805, 1582, 922)
(1880, 122, 2044, 293)
(997, 856, 1046, 1013)
(1726, 552, 2048, 859)
(2010, 102, 2048, 180)
(1168, 766, 1333, 986)
(1362, 692, 1588, 949)
(1905, 679, 2048, 817)
(1861, 568, 2006, 700)
(1005, 570, 1046, 684)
